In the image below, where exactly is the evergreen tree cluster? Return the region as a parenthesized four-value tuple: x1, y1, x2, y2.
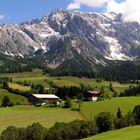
(96, 106, 140, 133)
(1, 120, 97, 140)
(31, 84, 45, 94)
(99, 62, 140, 82)
(55, 86, 82, 100)
(43, 68, 95, 78)
(0, 62, 32, 73)
(0, 54, 33, 74)
(0, 77, 12, 85)
(120, 85, 140, 96)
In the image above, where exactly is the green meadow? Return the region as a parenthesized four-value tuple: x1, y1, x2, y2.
(80, 97, 140, 120)
(0, 69, 139, 134)
(83, 125, 140, 140)
(0, 89, 28, 105)
(8, 83, 31, 92)
(0, 106, 83, 133)
(0, 69, 133, 94)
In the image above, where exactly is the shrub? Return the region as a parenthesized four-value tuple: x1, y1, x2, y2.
(124, 111, 135, 127)
(1, 126, 19, 140)
(114, 117, 125, 129)
(26, 123, 44, 140)
(80, 128, 90, 138)
(96, 112, 114, 133)
(133, 105, 140, 124)
(63, 98, 71, 108)
(17, 128, 26, 140)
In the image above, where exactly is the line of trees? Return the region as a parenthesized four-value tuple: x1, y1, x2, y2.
(1, 79, 47, 105)
(0, 63, 32, 73)
(0, 77, 12, 85)
(43, 68, 96, 78)
(0, 54, 33, 74)
(2, 82, 38, 104)
(1, 105, 140, 140)
(120, 84, 140, 96)
(55, 86, 82, 100)
(1, 120, 97, 140)
(99, 62, 140, 83)
(96, 105, 140, 133)
(14, 80, 46, 94)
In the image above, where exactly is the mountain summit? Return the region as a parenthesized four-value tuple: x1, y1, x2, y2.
(0, 9, 140, 69)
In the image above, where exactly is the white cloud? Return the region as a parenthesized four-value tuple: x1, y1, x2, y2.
(107, 0, 140, 23)
(67, 0, 111, 10)
(0, 15, 4, 20)
(67, 2, 80, 10)
(107, 0, 125, 14)
(123, 0, 140, 23)
(67, 0, 140, 23)
(74, 0, 111, 8)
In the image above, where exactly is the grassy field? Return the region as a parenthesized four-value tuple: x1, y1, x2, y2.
(0, 106, 83, 133)
(83, 125, 140, 140)
(8, 83, 31, 92)
(0, 69, 133, 94)
(80, 97, 140, 120)
(0, 89, 28, 105)
(0, 69, 50, 88)
(0, 69, 138, 134)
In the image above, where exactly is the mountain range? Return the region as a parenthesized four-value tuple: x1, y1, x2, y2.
(0, 9, 140, 71)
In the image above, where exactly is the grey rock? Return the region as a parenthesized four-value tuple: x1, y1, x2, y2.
(0, 10, 140, 68)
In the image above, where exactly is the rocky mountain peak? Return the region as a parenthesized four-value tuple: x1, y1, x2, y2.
(0, 9, 140, 69)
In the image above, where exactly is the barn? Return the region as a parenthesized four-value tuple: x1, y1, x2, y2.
(32, 94, 60, 105)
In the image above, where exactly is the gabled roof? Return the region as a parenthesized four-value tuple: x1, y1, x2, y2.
(87, 90, 100, 95)
(32, 94, 59, 99)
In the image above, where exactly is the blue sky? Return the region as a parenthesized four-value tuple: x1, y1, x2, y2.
(0, 0, 124, 24)
(0, 0, 68, 23)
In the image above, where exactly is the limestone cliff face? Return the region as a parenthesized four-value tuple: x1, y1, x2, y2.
(0, 9, 140, 68)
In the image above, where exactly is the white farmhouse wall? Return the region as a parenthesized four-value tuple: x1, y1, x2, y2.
(92, 97, 98, 101)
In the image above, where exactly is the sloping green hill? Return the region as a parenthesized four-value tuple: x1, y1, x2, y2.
(0, 69, 133, 93)
(83, 125, 140, 140)
(0, 89, 28, 105)
(80, 97, 140, 120)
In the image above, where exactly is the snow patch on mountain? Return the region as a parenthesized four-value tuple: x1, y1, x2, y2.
(41, 43, 48, 53)
(103, 12, 118, 20)
(104, 36, 133, 60)
(0, 10, 140, 69)
(39, 24, 60, 40)
(5, 51, 15, 57)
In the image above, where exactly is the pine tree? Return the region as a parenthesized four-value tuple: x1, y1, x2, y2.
(1, 96, 10, 107)
(117, 108, 122, 119)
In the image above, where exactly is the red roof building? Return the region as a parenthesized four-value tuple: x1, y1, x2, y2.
(86, 90, 101, 101)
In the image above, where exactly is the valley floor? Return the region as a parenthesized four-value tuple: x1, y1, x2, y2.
(0, 69, 139, 134)
(0, 106, 83, 133)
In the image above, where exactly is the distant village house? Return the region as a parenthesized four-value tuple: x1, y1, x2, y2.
(85, 90, 101, 101)
(32, 94, 60, 105)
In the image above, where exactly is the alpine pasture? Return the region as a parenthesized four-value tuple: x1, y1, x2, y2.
(83, 125, 140, 140)
(0, 69, 138, 133)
